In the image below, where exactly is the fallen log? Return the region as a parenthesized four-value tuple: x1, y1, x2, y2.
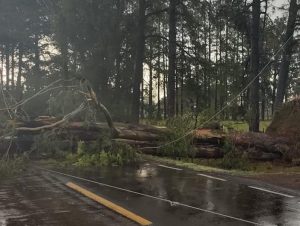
(246, 148, 282, 161)
(191, 145, 224, 158)
(1, 114, 294, 161)
(129, 145, 223, 159)
(229, 132, 289, 155)
(112, 139, 156, 147)
(193, 129, 226, 146)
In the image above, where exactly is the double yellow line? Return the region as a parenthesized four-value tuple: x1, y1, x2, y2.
(66, 182, 152, 226)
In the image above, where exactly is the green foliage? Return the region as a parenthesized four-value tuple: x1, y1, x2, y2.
(219, 140, 250, 170)
(30, 130, 72, 158)
(222, 121, 271, 133)
(67, 141, 138, 167)
(160, 113, 195, 158)
(0, 157, 26, 178)
(29, 127, 138, 167)
(160, 111, 216, 158)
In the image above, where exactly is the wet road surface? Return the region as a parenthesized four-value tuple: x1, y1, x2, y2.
(1, 161, 300, 226)
(0, 171, 136, 226)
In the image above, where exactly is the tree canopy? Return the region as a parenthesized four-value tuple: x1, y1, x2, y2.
(0, 0, 299, 130)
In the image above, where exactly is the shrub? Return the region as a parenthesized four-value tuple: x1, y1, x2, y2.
(30, 130, 72, 158)
(161, 114, 195, 158)
(0, 157, 26, 178)
(70, 141, 138, 167)
(219, 140, 250, 170)
(161, 111, 215, 158)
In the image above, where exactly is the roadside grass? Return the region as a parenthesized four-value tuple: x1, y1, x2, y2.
(0, 157, 27, 179)
(144, 155, 300, 176)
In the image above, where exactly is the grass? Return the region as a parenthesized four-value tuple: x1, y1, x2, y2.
(142, 118, 271, 133)
(144, 155, 300, 176)
(222, 121, 271, 132)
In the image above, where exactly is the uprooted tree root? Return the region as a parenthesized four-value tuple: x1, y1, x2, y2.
(267, 98, 300, 142)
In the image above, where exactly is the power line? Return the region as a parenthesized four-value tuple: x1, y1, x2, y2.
(140, 34, 294, 150)
(39, 167, 262, 226)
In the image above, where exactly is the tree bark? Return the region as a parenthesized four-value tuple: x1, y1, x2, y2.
(34, 36, 41, 91)
(157, 21, 161, 119)
(86, 85, 119, 137)
(163, 39, 167, 119)
(131, 0, 146, 123)
(11, 46, 15, 88)
(167, 0, 177, 118)
(5, 44, 10, 91)
(249, 0, 261, 132)
(149, 44, 153, 118)
(16, 43, 23, 101)
(0, 50, 3, 86)
(274, 0, 298, 111)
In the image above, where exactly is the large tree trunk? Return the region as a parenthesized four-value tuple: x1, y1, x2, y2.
(34, 36, 41, 91)
(249, 0, 261, 132)
(274, 0, 298, 111)
(5, 44, 10, 91)
(16, 43, 23, 101)
(11, 46, 15, 88)
(157, 22, 161, 120)
(167, 0, 177, 118)
(149, 44, 153, 118)
(0, 50, 3, 86)
(163, 39, 167, 120)
(131, 0, 146, 123)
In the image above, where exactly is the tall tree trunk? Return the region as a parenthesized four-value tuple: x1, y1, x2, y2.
(16, 43, 23, 101)
(34, 36, 41, 91)
(167, 0, 177, 118)
(5, 44, 9, 91)
(157, 21, 161, 119)
(274, 0, 298, 111)
(149, 44, 153, 118)
(261, 87, 265, 121)
(0, 50, 3, 86)
(271, 70, 277, 114)
(208, 2, 212, 108)
(131, 0, 146, 123)
(61, 42, 69, 82)
(11, 46, 15, 88)
(175, 66, 179, 116)
(249, 0, 261, 132)
(141, 79, 144, 119)
(163, 40, 167, 119)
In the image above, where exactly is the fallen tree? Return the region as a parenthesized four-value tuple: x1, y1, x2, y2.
(1, 85, 298, 161)
(1, 115, 294, 161)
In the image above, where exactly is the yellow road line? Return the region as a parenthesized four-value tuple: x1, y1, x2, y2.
(66, 182, 152, 226)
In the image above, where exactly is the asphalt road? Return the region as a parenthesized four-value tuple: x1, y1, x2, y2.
(1, 161, 300, 226)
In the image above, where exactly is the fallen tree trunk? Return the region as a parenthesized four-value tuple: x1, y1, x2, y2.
(229, 132, 289, 155)
(1, 116, 294, 161)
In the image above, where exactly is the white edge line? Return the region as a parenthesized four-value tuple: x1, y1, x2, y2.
(38, 167, 262, 225)
(197, 173, 227, 182)
(157, 164, 183, 171)
(248, 186, 294, 198)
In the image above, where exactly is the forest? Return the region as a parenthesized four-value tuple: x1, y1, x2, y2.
(0, 1, 300, 225)
(0, 0, 299, 169)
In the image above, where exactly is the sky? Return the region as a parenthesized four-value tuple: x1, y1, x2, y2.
(271, 0, 289, 18)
